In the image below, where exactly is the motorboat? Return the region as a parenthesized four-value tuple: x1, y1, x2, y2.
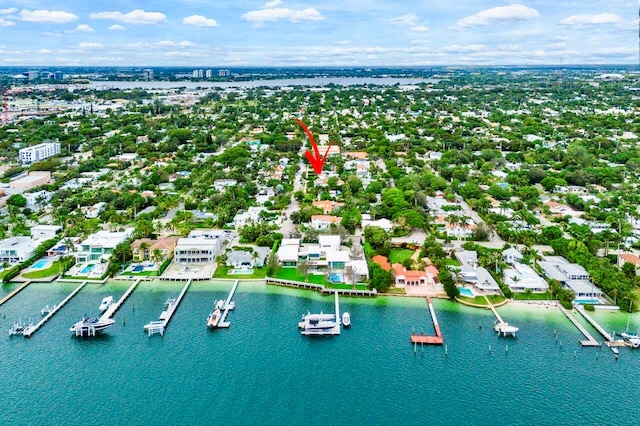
(41, 305, 57, 316)
(70, 314, 115, 335)
(159, 298, 177, 321)
(207, 300, 224, 328)
(99, 296, 114, 312)
(620, 332, 640, 349)
(342, 312, 351, 328)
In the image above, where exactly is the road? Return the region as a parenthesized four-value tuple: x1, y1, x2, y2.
(455, 194, 505, 249)
(281, 160, 306, 238)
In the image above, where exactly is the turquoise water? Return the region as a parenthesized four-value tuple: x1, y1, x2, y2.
(1, 281, 640, 425)
(574, 299, 601, 304)
(30, 259, 51, 270)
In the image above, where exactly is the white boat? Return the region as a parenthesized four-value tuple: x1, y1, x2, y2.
(159, 298, 177, 321)
(298, 312, 340, 335)
(207, 309, 222, 328)
(342, 312, 351, 328)
(98, 296, 114, 312)
(70, 314, 115, 336)
(41, 305, 57, 316)
(620, 332, 640, 349)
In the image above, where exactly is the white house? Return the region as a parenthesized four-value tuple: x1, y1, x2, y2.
(83, 202, 106, 219)
(538, 256, 602, 298)
(75, 228, 134, 263)
(24, 190, 53, 212)
(311, 215, 341, 231)
(31, 224, 62, 241)
(174, 238, 221, 263)
(502, 248, 523, 265)
(503, 263, 548, 293)
(361, 215, 392, 232)
(233, 206, 267, 229)
(0, 236, 36, 264)
(213, 179, 237, 192)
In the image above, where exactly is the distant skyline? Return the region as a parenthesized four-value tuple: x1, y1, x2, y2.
(0, 1, 637, 66)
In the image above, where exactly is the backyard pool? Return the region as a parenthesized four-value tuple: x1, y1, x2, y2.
(229, 268, 253, 275)
(458, 287, 474, 298)
(132, 265, 144, 272)
(80, 264, 95, 275)
(30, 259, 52, 270)
(573, 299, 601, 305)
(328, 273, 343, 284)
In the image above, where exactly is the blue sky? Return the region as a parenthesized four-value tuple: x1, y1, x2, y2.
(0, 1, 636, 66)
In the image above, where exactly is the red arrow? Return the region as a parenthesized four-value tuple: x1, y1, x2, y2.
(293, 118, 332, 176)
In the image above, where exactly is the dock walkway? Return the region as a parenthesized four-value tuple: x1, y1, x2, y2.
(23, 281, 88, 337)
(145, 279, 192, 336)
(558, 305, 600, 347)
(0, 281, 31, 308)
(218, 280, 238, 328)
(411, 297, 443, 345)
(100, 278, 141, 320)
(485, 295, 518, 337)
(574, 305, 613, 343)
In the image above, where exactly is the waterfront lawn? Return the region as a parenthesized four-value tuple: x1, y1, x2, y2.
(459, 295, 506, 305)
(325, 283, 370, 291)
(513, 292, 555, 301)
(384, 287, 407, 295)
(274, 268, 328, 286)
(389, 248, 414, 264)
(22, 261, 62, 279)
(213, 265, 266, 279)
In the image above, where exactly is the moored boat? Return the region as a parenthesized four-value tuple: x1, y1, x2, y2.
(70, 314, 115, 336)
(342, 312, 351, 328)
(99, 296, 114, 312)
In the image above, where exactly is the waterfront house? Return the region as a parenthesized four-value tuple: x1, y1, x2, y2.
(226, 247, 270, 269)
(538, 256, 602, 298)
(173, 230, 225, 264)
(0, 236, 36, 264)
(75, 229, 134, 263)
(503, 262, 549, 293)
(131, 236, 180, 262)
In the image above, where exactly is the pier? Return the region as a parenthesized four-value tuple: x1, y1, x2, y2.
(410, 297, 443, 345)
(574, 304, 620, 355)
(485, 295, 518, 337)
(145, 279, 192, 336)
(557, 305, 600, 347)
(0, 281, 31, 308)
(100, 278, 141, 320)
(23, 281, 88, 337)
(217, 280, 239, 328)
(266, 277, 377, 297)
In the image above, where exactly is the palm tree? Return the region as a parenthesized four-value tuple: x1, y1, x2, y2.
(139, 242, 150, 261)
(151, 248, 164, 266)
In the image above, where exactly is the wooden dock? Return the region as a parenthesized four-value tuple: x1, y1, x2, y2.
(145, 279, 192, 336)
(23, 281, 88, 338)
(410, 297, 443, 345)
(485, 295, 519, 337)
(100, 278, 141, 320)
(558, 305, 600, 347)
(574, 305, 614, 343)
(266, 277, 377, 297)
(0, 281, 31, 307)
(218, 279, 238, 328)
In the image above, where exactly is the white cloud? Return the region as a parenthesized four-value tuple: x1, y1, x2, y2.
(242, 7, 324, 24)
(108, 24, 125, 30)
(457, 4, 538, 28)
(39, 49, 53, 54)
(0, 8, 17, 14)
(76, 24, 94, 32)
(90, 10, 166, 25)
(560, 13, 623, 26)
(443, 44, 488, 53)
(19, 9, 79, 24)
(388, 13, 429, 32)
(0, 18, 14, 27)
(157, 40, 195, 48)
(78, 42, 104, 49)
(183, 14, 219, 27)
(264, 0, 282, 8)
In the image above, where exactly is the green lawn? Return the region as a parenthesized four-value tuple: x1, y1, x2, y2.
(274, 268, 328, 285)
(443, 259, 460, 267)
(513, 292, 556, 301)
(22, 261, 62, 279)
(213, 264, 266, 279)
(459, 295, 506, 305)
(384, 287, 407, 295)
(325, 283, 370, 291)
(389, 248, 415, 264)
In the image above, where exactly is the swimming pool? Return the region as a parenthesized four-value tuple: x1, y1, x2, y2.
(31, 259, 51, 270)
(80, 264, 95, 275)
(328, 273, 343, 284)
(229, 268, 253, 275)
(573, 299, 601, 305)
(132, 265, 144, 272)
(458, 287, 474, 298)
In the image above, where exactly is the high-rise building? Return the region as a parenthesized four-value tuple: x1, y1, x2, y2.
(19, 142, 61, 164)
(25, 70, 38, 80)
(193, 69, 204, 78)
(143, 69, 154, 80)
(205, 69, 212, 78)
(54, 71, 64, 80)
(218, 69, 230, 77)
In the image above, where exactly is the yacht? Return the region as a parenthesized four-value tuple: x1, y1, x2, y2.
(620, 332, 640, 349)
(298, 312, 340, 335)
(9, 318, 33, 336)
(342, 312, 351, 328)
(70, 314, 115, 335)
(207, 300, 224, 328)
(99, 296, 114, 312)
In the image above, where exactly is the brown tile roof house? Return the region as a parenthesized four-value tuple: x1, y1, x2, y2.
(312, 200, 344, 214)
(131, 236, 180, 262)
(620, 253, 640, 266)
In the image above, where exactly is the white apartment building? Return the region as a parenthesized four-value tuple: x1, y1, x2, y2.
(0, 236, 36, 263)
(19, 142, 61, 164)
